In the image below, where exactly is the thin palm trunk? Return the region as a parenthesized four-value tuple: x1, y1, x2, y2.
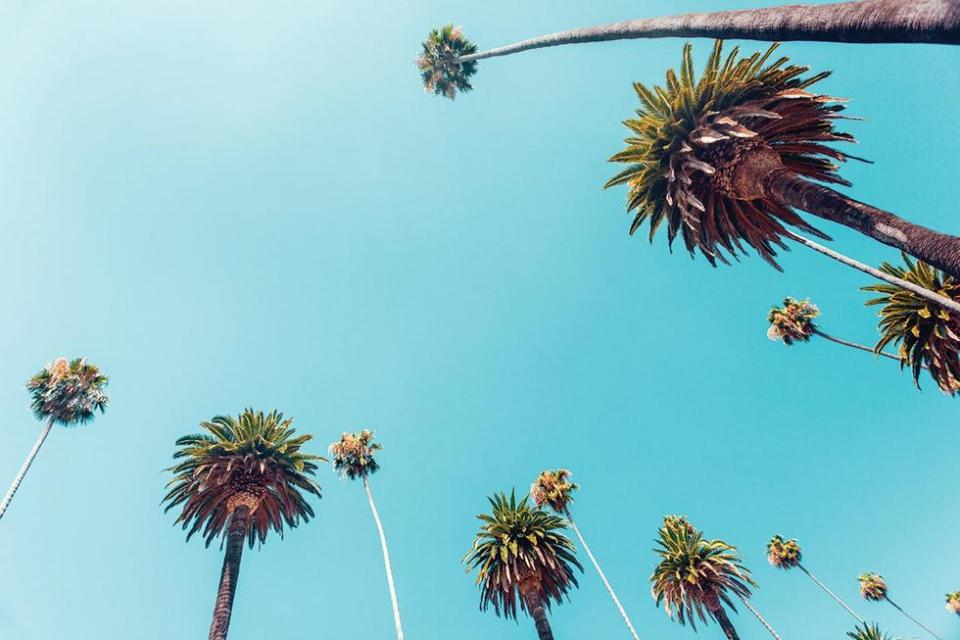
(885, 596, 943, 640)
(797, 564, 864, 624)
(456, 0, 960, 64)
(209, 506, 250, 640)
(736, 594, 783, 640)
(564, 509, 640, 640)
(0, 419, 54, 522)
(712, 606, 742, 640)
(363, 477, 405, 640)
(812, 329, 905, 364)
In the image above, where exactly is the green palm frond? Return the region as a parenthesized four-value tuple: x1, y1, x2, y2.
(767, 297, 820, 345)
(847, 622, 900, 640)
(945, 591, 960, 616)
(26, 357, 109, 426)
(417, 24, 478, 99)
(530, 469, 579, 514)
(329, 429, 382, 480)
(163, 409, 325, 548)
(766, 535, 802, 569)
(858, 573, 888, 601)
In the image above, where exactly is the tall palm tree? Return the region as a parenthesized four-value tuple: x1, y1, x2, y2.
(652, 516, 782, 640)
(329, 430, 405, 640)
(0, 358, 108, 522)
(859, 573, 942, 640)
(945, 592, 960, 616)
(863, 254, 960, 395)
(848, 622, 901, 640)
(530, 469, 641, 640)
(463, 491, 583, 640)
(163, 409, 323, 640)
(766, 535, 864, 623)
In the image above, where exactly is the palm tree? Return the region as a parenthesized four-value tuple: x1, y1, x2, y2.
(652, 516, 782, 640)
(766, 535, 864, 623)
(859, 573, 942, 640)
(848, 622, 901, 640)
(530, 469, 641, 640)
(417, 24, 478, 99)
(0, 358, 108, 522)
(163, 409, 323, 640)
(463, 491, 582, 640)
(863, 254, 960, 395)
(945, 592, 960, 616)
(329, 430, 405, 640)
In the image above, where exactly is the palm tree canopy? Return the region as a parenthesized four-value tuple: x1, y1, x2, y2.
(530, 469, 579, 513)
(329, 429, 382, 480)
(26, 357, 108, 426)
(163, 409, 324, 548)
(863, 253, 960, 395)
(945, 591, 960, 615)
(417, 24, 478, 99)
(651, 515, 756, 629)
(766, 534, 802, 569)
(605, 40, 864, 269)
(463, 491, 582, 620)
(858, 573, 888, 601)
(767, 298, 820, 345)
(847, 622, 900, 640)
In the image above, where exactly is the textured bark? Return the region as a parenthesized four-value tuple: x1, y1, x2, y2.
(208, 506, 250, 640)
(885, 596, 943, 640)
(813, 329, 903, 364)
(458, 0, 960, 64)
(798, 564, 865, 624)
(712, 606, 742, 640)
(364, 477, 405, 640)
(519, 575, 555, 640)
(0, 419, 54, 522)
(736, 594, 783, 640)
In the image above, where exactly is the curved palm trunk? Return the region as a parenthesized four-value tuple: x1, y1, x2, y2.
(0, 419, 54, 522)
(209, 506, 250, 640)
(736, 594, 783, 640)
(812, 329, 904, 364)
(363, 477, 405, 640)
(884, 596, 943, 640)
(564, 509, 640, 640)
(797, 564, 864, 624)
(457, 0, 960, 64)
(712, 606, 742, 640)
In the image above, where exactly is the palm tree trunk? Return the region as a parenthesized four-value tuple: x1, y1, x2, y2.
(736, 594, 783, 640)
(523, 592, 555, 640)
(885, 596, 943, 640)
(797, 564, 864, 624)
(363, 477, 405, 640)
(0, 419, 54, 522)
(564, 509, 640, 640)
(812, 329, 904, 364)
(208, 506, 250, 640)
(712, 606, 741, 640)
(457, 0, 960, 64)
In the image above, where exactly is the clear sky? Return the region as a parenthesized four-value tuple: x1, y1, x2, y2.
(0, 1, 958, 639)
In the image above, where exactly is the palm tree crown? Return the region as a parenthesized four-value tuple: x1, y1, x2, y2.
(329, 429, 381, 480)
(26, 357, 108, 425)
(945, 592, 960, 615)
(863, 254, 960, 395)
(417, 24, 478, 99)
(766, 535, 802, 569)
(858, 573, 888, 601)
(605, 40, 859, 269)
(163, 409, 324, 547)
(848, 622, 900, 640)
(463, 491, 582, 619)
(530, 469, 578, 513)
(767, 298, 820, 344)
(651, 515, 756, 628)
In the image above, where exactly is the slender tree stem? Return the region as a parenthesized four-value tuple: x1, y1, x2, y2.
(364, 477, 405, 640)
(812, 329, 905, 364)
(564, 509, 640, 640)
(736, 594, 783, 640)
(712, 605, 742, 640)
(885, 596, 943, 640)
(797, 564, 865, 624)
(209, 506, 249, 640)
(0, 419, 54, 522)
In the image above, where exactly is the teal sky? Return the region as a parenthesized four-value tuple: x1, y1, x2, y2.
(0, 1, 958, 638)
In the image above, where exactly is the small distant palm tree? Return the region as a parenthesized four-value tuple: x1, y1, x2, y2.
(0, 358, 108, 522)
(329, 430, 405, 640)
(766, 535, 864, 623)
(847, 622, 901, 640)
(859, 573, 942, 640)
(652, 516, 781, 640)
(863, 254, 960, 395)
(463, 491, 582, 640)
(163, 409, 323, 640)
(530, 469, 641, 640)
(417, 24, 477, 99)
(945, 592, 960, 616)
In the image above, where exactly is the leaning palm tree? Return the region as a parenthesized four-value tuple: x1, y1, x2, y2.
(163, 409, 323, 640)
(0, 358, 108, 522)
(329, 430, 405, 640)
(463, 491, 583, 640)
(863, 254, 960, 395)
(859, 573, 942, 640)
(945, 592, 960, 617)
(652, 516, 782, 640)
(848, 622, 901, 640)
(530, 469, 640, 640)
(766, 535, 864, 623)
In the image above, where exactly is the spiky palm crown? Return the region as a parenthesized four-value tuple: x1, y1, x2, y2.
(766, 535, 802, 569)
(858, 573, 888, 601)
(606, 40, 862, 269)
(848, 623, 899, 640)
(463, 491, 582, 620)
(651, 515, 756, 629)
(163, 409, 324, 548)
(863, 254, 960, 395)
(26, 357, 109, 426)
(530, 469, 579, 514)
(946, 591, 960, 615)
(767, 297, 820, 345)
(329, 429, 382, 480)
(417, 24, 477, 99)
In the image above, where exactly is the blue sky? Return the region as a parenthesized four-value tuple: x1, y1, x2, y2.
(0, 0, 958, 638)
